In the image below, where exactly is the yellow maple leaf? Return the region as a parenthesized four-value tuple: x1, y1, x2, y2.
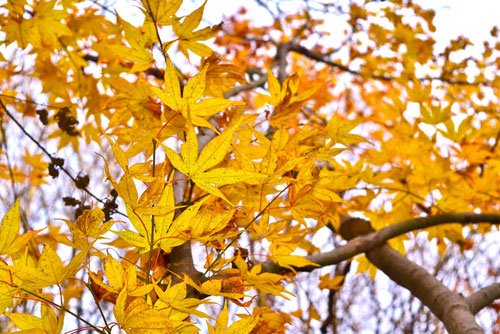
(152, 57, 243, 131)
(318, 274, 345, 290)
(181, 206, 235, 243)
(235, 127, 306, 187)
(0, 199, 21, 255)
(0, 268, 18, 315)
(114, 290, 189, 334)
(164, 0, 222, 59)
(23, 149, 49, 188)
(256, 69, 319, 128)
(5, 304, 64, 334)
(183, 274, 245, 299)
(101, 135, 155, 211)
(233, 257, 292, 298)
(10, 246, 87, 289)
(140, 0, 182, 26)
(101, 148, 178, 215)
(60, 207, 114, 246)
(326, 115, 367, 145)
(0, 199, 40, 255)
(1, 14, 31, 49)
(271, 254, 319, 273)
(202, 53, 248, 98)
(158, 119, 267, 205)
(420, 103, 451, 125)
(356, 255, 378, 280)
(257, 70, 318, 108)
(207, 300, 258, 334)
(153, 283, 211, 319)
(111, 176, 190, 252)
(243, 306, 292, 334)
(90, 255, 155, 298)
(6, 0, 73, 50)
(111, 15, 154, 72)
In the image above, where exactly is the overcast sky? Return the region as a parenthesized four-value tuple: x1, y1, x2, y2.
(114, 0, 500, 61)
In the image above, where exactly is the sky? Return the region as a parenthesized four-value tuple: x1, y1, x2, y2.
(419, 0, 500, 45)
(112, 0, 500, 72)
(201, 0, 500, 47)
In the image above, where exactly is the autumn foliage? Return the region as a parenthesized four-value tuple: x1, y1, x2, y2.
(0, 0, 499, 333)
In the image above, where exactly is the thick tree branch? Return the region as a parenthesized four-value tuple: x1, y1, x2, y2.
(467, 283, 500, 315)
(366, 244, 484, 334)
(275, 42, 290, 83)
(261, 214, 500, 332)
(260, 213, 500, 274)
(166, 122, 219, 285)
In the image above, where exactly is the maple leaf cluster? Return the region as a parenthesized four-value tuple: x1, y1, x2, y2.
(0, 0, 499, 333)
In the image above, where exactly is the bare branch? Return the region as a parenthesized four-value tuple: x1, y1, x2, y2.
(287, 42, 489, 86)
(275, 42, 290, 83)
(367, 244, 484, 334)
(467, 283, 500, 315)
(260, 213, 500, 273)
(224, 72, 267, 98)
(0, 99, 126, 217)
(320, 262, 351, 334)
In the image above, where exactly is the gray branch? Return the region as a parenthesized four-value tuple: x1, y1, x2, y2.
(367, 244, 484, 334)
(467, 283, 500, 315)
(260, 213, 500, 274)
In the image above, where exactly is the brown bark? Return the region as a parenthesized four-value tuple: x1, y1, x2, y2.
(366, 244, 483, 334)
(260, 213, 500, 274)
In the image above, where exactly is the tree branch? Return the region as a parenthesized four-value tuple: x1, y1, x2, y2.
(275, 42, 290, 83)
(224, 71, 267, 98)
(287, 43, 392, 80)
(320, 261, 351, 334)
(166, 122, 219, 285)
(366, 243, 484, 334)
(467, 283, 500, 315)
(0, 99, 126, 217)
(336, 217, 486, 333)
(260, 213, 500, 273)
(286, 42, 489, 86)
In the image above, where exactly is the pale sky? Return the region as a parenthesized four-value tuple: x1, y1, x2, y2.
(201, 0, 500, 47)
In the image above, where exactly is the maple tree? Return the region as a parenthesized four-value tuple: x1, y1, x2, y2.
(0, 0, 499, 333)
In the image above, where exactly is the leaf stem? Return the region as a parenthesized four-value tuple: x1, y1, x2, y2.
(201, 183, 292, 278)
(146, 140, 157, 287)
(142, 0, 168, 63)
(85, 281, 110, 332)
(20, 287, 106, 334)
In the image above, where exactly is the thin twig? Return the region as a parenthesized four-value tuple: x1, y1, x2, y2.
(0, 99, 127, 218)
(202, 183, 292, 278)
(287, 42, 488, 86)
(146, 140, 157, 286)
(21, 288, 106, 334)
(142, 0, 168, 63)
(0, 114, 18, 201)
